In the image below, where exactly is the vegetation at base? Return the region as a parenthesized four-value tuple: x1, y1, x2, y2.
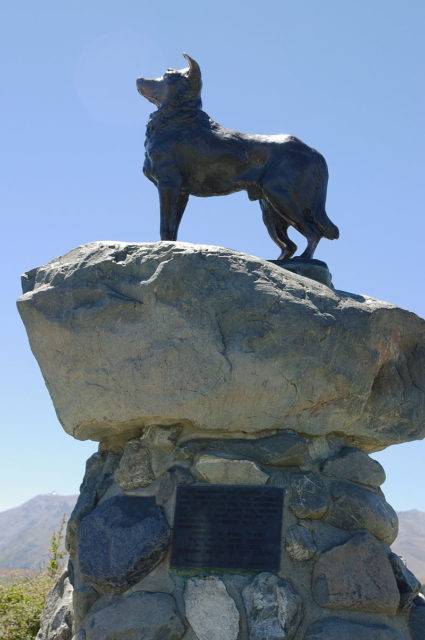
(45, 515, 66, 581)
(0, 516, 67, 640)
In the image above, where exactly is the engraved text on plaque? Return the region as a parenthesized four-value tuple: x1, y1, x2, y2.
(170, 484, 284, 571)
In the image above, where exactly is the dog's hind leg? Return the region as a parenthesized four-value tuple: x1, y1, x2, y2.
(158, 184, 188, 241)
(263, 188, 322, 259)
(260, 199, 297, 260)
(299, 227, 320, 259)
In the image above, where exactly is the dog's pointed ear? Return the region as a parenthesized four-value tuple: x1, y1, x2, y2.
(182, 53, 202, 94)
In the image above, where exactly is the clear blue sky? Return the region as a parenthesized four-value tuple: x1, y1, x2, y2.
(1, 0, 424, 513)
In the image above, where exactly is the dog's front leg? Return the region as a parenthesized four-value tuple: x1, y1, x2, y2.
(158, 182, 188, 241)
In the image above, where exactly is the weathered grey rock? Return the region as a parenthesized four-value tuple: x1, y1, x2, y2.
(312, 532, 400, 614)
(66, 451, 120, 555)
(288, 473, 329, 519)
(156, 465, 194, 506)
(82, 591, 185, 640)
(193, 455, 269, 484)
(322, 447, 386, 487)
(179, 432, 308, 466)
(114, 439, 154, 490)
(304, 617, 405, 640)
(127, 557, 174, 594)
(242, 573, 301, 640)
(326, 480, 398, 543)
(389, 552, 421, 611)
(285, 524, 317, 561)
(36, 571, 73, 640)
(182, 629, 199, 640)
(18, 241, 425, 450)
(409, 595, 425, 640)
(180, 631, 198, 640)
(167, 464, 194, 485)
(143, 425, 182, 450)
(126, 465, 194, 529)
(184, 576, 239, 640)
(72, 584, 98, 629)
(78, 495, 169, 588)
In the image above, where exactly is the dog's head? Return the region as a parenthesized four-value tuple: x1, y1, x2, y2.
(137, 53, 202, 109)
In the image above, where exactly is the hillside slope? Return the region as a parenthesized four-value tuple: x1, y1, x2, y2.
(392, 509, 425, 583)
(0, 494, 77, 570)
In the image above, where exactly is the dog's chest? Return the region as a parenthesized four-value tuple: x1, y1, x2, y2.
(143, 128, 171, 181)
(144, 120, 206, 178)
(144, 121, 181, 160)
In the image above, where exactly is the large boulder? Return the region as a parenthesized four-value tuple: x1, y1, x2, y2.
(17, 241, 425, 450)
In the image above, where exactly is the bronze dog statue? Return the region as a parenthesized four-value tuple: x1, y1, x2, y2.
(137, 54, 339, 259)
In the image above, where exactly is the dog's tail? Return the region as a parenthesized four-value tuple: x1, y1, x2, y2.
(312, 154, 339, 240)
(317, 210, 339, 239)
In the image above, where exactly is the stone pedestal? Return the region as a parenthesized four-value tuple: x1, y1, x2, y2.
(18, 242, 425, 640)
(268, 257, 334, 288)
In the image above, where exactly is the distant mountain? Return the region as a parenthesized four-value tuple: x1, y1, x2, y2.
(0, 496, 424, 580)
(392, 510, 425, 583)
(0, 494, 77, 570)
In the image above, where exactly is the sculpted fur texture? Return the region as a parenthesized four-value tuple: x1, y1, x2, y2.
(137, 54, 339, 259)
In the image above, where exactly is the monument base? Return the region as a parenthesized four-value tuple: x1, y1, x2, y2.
(19, 242, 425, 640)
(37, 431, 420, 640)
(269, 257, 334, 287)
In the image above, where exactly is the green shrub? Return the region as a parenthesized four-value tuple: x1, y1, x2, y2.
(0, 572, 53, 640)
(0, 516, 67, 640)
(45, 515, 67, 581)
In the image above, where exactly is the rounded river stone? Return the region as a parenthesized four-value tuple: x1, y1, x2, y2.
(83, 591, 185, 640)
(242, 572, 302, 640)
(304, 617, 405, 640)
(285, 524, 317, 561)
(326, 480, 398, 544)
(78, 495, 169, 588)
(321, 447, 386, 488)
(312, 532, 400, 614)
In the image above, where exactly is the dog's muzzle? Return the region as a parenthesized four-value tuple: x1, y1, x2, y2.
(136, 77, 163, 106)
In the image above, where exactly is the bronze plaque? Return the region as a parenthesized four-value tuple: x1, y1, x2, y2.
(170, 484, 284, 571)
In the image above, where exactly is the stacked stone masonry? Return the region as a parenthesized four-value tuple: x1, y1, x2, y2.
(19, 243, 425, 640)
(38, 427, 422, 640)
